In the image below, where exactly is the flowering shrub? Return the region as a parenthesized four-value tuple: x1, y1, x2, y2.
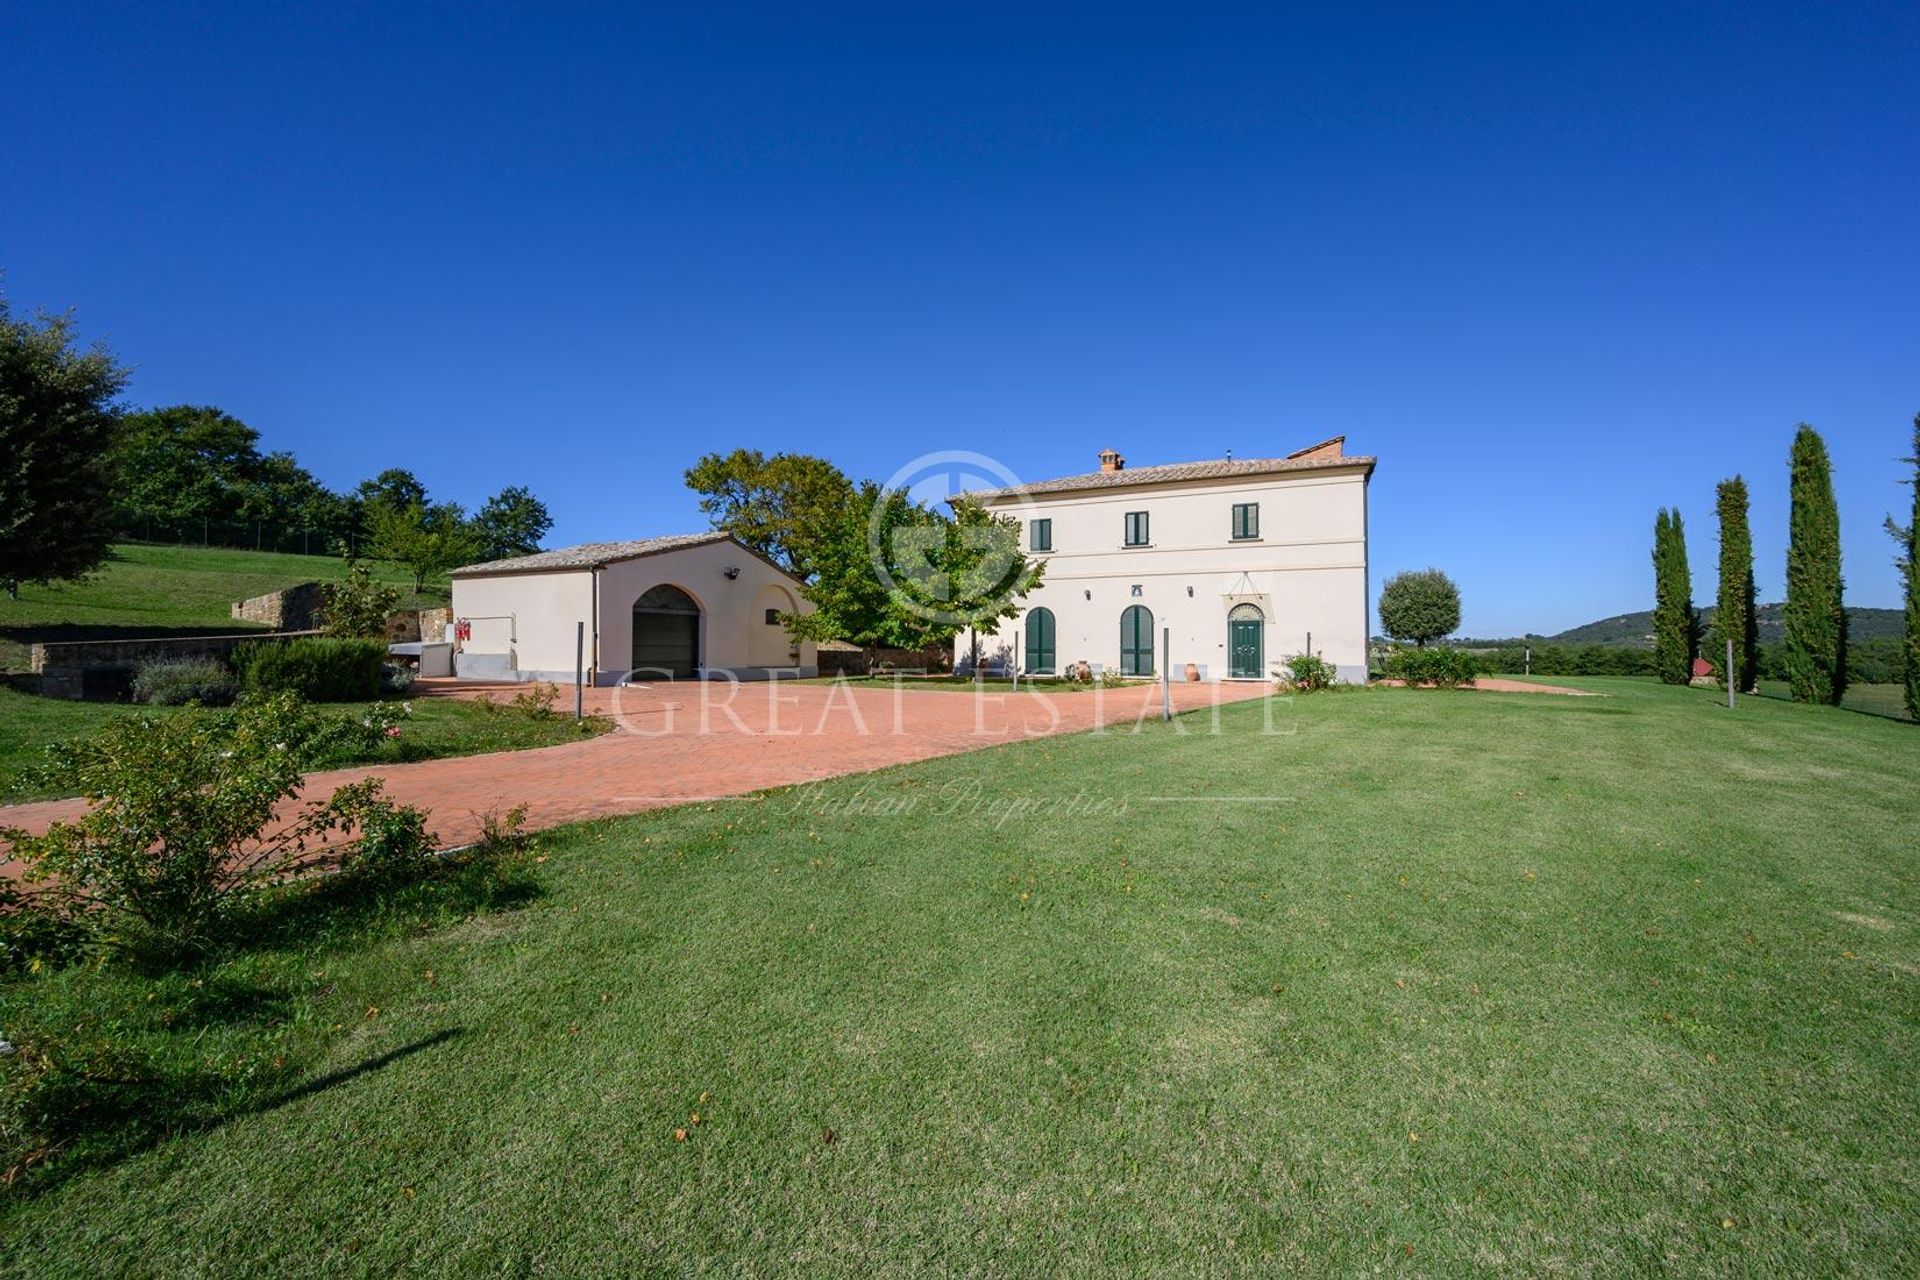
(1282, 653, 1339, 692)
(1, 693, 432, 958)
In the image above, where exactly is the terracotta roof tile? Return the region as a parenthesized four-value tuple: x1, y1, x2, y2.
(961, 450, 1374, 501)
(451, 532, 730, 576)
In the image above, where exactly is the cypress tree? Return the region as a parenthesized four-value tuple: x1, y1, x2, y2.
(1712, 477, 1759, 692)
(1784, 424, 1847, 704)
(1888, 412, 1919, 721)
(1651, 508, 1696, 685)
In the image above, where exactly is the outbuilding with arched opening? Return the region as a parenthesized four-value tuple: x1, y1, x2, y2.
(449, 532, 817, 684)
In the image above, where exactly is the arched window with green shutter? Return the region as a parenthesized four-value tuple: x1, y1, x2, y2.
(1025, 607, 1056, 674)
(1120, 605, 1154, 676)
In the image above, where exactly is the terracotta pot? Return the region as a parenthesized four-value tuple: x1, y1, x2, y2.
(1184, 663, 1200, 682)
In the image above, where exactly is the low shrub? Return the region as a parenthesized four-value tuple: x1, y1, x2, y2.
(0, 693, 432, 960)
(130, 658, 238, 707)
(1473, 644, 1655, 678)
(380, 663, 416, 695)
(1384, 646, 1479, 689)
(234, 637, 387, 702)
(510, 683, 559, 721)
(1283, 653, 1339, 692)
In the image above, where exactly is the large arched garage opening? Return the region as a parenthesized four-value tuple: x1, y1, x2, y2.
(1120, 604, 1155, 677)
(631, 584, 701, 678)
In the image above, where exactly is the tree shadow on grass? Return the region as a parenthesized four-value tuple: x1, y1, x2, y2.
(225, 851, 546, 960)
(2, 1029, 465, 1201)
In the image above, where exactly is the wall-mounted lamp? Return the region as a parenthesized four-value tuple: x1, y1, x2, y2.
(723, 566, 740, 580)
(1083, 589, 1091, 601)
(1186, 585, 1194, 597)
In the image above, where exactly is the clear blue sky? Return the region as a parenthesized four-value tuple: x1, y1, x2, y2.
(5, 3, 1915, 636)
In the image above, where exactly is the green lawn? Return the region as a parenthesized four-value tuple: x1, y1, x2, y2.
(0, 544, 440, 672)
(0, 686, 607, 804)
(4, 679, 1918, 1274)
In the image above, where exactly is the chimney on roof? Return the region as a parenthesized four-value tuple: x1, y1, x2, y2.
(1098, 448, 1125, 473)
(1285, 435, 1346, 462)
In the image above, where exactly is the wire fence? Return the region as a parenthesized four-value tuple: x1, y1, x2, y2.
(116, 516, 361, 559)
(1748, 680, 1914, 723)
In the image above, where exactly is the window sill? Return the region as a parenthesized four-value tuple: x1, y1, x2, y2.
(1230, 536, 1263, 543)
(1120, 543, 1153, 550)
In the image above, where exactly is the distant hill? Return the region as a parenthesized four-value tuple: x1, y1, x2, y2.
(1470, 604, 1906, 650)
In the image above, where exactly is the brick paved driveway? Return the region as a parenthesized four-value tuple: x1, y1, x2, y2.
(0, 679, 1275, 857)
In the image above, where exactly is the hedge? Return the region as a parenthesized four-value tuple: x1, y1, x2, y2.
(233, 637, 388, 702)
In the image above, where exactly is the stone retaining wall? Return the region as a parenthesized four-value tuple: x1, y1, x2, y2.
(30, 631, 320, 700)
(231, 582, 325, 630)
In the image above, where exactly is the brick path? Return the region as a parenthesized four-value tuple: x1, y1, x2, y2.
(0, 679, 1274, 860)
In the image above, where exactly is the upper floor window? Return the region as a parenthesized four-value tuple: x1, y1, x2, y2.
(1232, 502, 1260, 541)
(1029, 518, 1052, 552)
(1124, 511, 1150, 547)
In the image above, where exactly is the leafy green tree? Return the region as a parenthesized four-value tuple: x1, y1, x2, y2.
(1887, 412, 1920, 720)
(366, 499, 481, 593)
(1784, 424, 1847, 704)
(1709, 478, 1759, 692)
(356, 467, 429, 514)
(251, 449, 350, 535)
(472, 485, 554, 560)
(1651, 508, 1697, 685)
(320, 552, 402, 637)
(115, 405, 264, 527)
(785, 486, 1042, 659)
(0, 298, 128, 598)
(116, 405, 354, 547)
(685, 449, 855, 579)
(1376, 568, 1461, 647)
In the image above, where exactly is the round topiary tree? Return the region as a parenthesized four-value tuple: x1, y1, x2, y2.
(1378, 568, 1461, 647)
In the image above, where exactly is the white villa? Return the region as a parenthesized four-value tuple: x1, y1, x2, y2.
(955, 438, 1375, 683)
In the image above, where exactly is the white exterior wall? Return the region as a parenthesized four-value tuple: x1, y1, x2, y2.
(452, 538, 817, 683)
(450, 570, 593, 681)
(958, 466, 1371, 683)
(593, 539, 815, 683)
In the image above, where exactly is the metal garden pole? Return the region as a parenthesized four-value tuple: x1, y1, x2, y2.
(575, 621, 586, 721)
(1161, 626, 1172, 722)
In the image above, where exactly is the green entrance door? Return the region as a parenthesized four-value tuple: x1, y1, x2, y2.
(1025, 607, 1056, 674)
(1120, 605, 1154, 676)
(1228, 604, 1264, 679)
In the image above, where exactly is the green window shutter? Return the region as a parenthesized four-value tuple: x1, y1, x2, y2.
(1232, 503, 1259, 540)
(1030, 518, 1051, 552)
(1124, 512, 1149, 546)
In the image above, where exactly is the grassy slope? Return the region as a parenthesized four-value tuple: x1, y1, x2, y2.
(4, 679, 1918, 1275)
(0, 544, 439, 671)
(0, 686, 607, 804)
